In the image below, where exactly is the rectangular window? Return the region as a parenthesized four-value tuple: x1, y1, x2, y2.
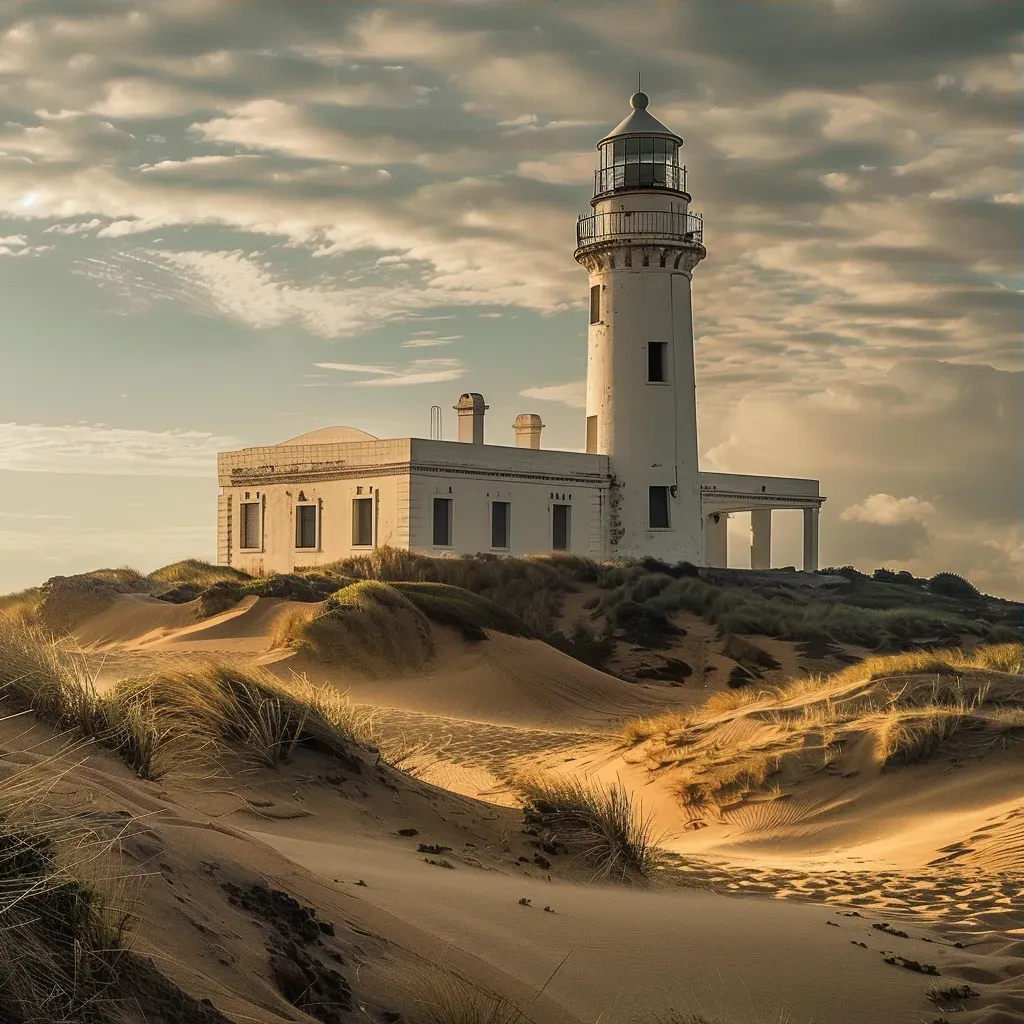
(552, 504, 570, 551)
(352, 497, 373, 547)
(586, 415, 597, 454)
(648, 341, 668, 383)
(240, 501, 261, 549)
(296, 505, 317, 549)
(589, 284, 600, 324)
(432, 497, 453, 547)
(649, 487, 671, 529)
(491, 501, 510, 549)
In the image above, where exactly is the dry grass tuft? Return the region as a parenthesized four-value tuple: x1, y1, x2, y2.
(0, 753, 130, 1022)
(516, 772, 660, 882)
(110, 662, 363, 772)
(382, 959, 525, 1024)
(619, 643, 1024, 812)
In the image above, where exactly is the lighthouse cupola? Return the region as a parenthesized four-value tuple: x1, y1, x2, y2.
(594, 91, 687, 198)
(575, 90, 706, 563)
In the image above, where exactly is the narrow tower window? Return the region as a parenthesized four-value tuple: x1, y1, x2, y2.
(552, 504, 571, 551)
(491, 501, 510, 549)
(586, 415, 597, 454)
(649, 487, 671, 529)
(589, 285, 601, 324)
(648, 342, 668, 383)
(432, 497, 453, 547)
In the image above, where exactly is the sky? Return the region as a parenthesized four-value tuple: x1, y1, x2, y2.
(0, 0, 1020, 598)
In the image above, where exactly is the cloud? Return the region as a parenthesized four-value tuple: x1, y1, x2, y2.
(841, 493, 936, 525)
(701, 359, 1022, 596)
(315, 357, 466, 387)
(520, 381, 586, 408)
(0, 422, 233, 476)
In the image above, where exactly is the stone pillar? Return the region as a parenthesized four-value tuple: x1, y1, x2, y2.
(705, 512, 728, 567)
(750, 508, 772, 570)
(802, 506, 820, 572)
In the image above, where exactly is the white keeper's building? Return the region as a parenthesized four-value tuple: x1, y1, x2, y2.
(217, 91, 825, 574)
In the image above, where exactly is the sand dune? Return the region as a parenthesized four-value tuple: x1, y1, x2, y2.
(7, 590, 1011, 1023)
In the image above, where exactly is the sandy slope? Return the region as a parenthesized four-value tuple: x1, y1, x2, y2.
(36, 593, 1024, 1023)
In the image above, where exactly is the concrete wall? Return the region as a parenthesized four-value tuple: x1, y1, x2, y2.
(407, 439, 608, 557)
(217, 437, 610, 571)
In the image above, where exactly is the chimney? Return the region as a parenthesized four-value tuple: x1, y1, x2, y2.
(454, 392, 488, 444)
(513, 413, 544, 449)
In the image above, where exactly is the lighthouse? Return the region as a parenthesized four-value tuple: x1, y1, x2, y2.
(575, 90, 706, 562)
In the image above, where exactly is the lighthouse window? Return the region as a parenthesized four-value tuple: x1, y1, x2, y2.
(649, 487, 671, 529)
(589, 285, 601, 324)
(648, 342, 668, 383)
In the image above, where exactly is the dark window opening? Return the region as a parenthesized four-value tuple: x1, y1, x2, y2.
(649, 487, 671, 529)
(586, 415, 597, 454)
(491, 501, 510, 549)
(296, 505, 317, 549)
(589, 284, 601, 324)
(240, 502, 261, 549)
(648, 341, 668, 383)
(432, 497, 453, 547)
(352, 497, 373, 546)
(552, 505, 570, 551)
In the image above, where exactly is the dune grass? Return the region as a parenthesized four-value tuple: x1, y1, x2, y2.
(0, 617, 365, 780)
(620, 644, 1024, 811)
(598, 571, 1016, 649)
(271, 580, 437, 675)
(318, 546, 592, 633)
(516, 772, 660, 882)
(0, 754, 129, 1023)
(109, 662, 363, 773)
(148, 558, 250, 587)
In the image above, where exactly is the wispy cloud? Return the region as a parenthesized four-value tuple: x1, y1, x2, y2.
(0, 423, 233, 476)
(315, 357, 466, 386)
(519, 380, 586, 408)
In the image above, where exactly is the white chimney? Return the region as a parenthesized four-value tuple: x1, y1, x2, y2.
(454, 392, 488, 444)
(513, 413, 544, 449)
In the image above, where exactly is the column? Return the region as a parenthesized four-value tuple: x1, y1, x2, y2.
(704, 512, 728, 567)
(802, 506, 820, 572)
(750, 508, 772, 570)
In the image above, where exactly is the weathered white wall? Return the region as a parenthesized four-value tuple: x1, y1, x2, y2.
(585, 188, 703, 563)
(407, 439, 608, 557)
(217, 437, 610, 571)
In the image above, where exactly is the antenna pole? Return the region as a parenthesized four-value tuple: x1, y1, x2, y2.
(637, 71, 641, 93)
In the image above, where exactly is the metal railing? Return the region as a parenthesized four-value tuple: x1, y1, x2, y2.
(576, 210, 704, 248)
(594, 163, 687, 196)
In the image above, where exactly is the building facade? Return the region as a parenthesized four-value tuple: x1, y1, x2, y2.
(217, 91, 825, 574)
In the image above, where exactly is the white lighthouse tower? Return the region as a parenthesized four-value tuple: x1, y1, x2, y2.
(575, 90, 706, 562)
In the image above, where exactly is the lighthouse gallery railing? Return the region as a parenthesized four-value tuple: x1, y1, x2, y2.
(576, 210, 704, 248)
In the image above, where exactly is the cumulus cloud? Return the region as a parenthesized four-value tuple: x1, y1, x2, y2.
(841, 493, 936, 525)
(702, 359, 1022, 596)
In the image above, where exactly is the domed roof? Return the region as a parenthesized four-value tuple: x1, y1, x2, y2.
(278, 426, 379, 446)
(599, 91, 681, 146)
